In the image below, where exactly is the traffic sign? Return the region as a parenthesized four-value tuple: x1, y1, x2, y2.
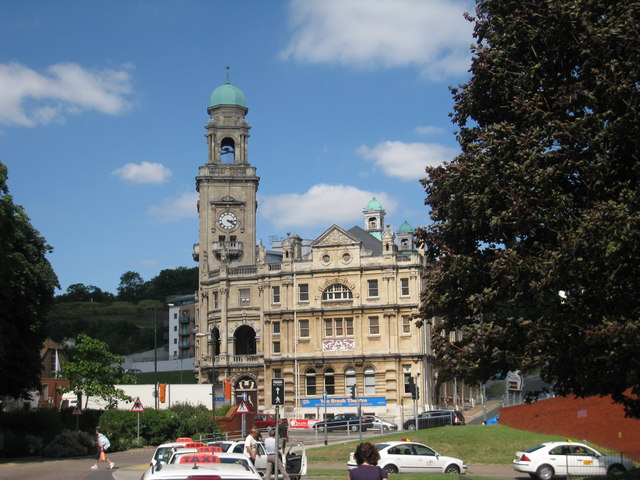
(272, 378, 285, 406)
(72, 404, 82, 416)
(131, 396, 145, 413)
(237, 401, 250, 413)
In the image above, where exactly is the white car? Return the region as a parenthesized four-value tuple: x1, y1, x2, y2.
(347, 440, 467, 475)
(150, 441, 194, 466)
(513, 441, 635, 480)
(206, 440, 307, 480)
(364, 415, 398, 431)
(141, 459, 262, 480)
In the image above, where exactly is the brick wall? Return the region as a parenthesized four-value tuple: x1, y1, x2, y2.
(499, 394, 639, 456)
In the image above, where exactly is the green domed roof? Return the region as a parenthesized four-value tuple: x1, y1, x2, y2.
(364, 197, 384, 211)
(210, 82, 247, 108)
(398, 220, 413, 233)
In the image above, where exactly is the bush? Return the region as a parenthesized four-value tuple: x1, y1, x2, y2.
(42, 430, 95, 458)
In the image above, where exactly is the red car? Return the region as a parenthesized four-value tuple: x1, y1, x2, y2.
(254, 414, 276, 429)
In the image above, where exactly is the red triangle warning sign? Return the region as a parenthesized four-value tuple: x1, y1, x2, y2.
(236, 401, 250, 413)
(72, 404, 83, 416)
(131, 396, 145, 413)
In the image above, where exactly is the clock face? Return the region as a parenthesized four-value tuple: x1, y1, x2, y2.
(218, 211, 237, 230)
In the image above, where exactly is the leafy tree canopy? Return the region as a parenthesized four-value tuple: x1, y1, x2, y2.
(0, 161, 59, 398)
(56, 283, 115, 303)
(58, 333, 135, 408)
(417, 0, 640, 416)
(117, 271, 146, 303)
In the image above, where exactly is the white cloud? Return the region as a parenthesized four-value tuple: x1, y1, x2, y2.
(112, 161, 173, 184)
(0, 62, 134, 127)
(415, 125, 445, 136)
(281, 0, 474, 80)
(261, 184, 397, 230)
(358, 141, 458, 180)
(148, 192, 198, 223)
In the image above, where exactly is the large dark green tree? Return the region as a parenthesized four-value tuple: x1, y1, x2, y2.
(0, 161, 59, 397)
(417, 0, 640, 416)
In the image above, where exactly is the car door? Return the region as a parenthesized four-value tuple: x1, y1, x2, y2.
(412, 444, 441, 473)
(566, 445, 605, 477)
(254, 443, 267, 473)
(547, 445, 570, 476)
(386, 445, 419, 473)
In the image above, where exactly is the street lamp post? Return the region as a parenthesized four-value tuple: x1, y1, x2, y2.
(154, 306, 158, 409)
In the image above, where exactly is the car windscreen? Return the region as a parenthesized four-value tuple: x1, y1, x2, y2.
(375, 444, 390, 451)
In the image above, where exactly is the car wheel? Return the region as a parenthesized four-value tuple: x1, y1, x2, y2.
(383, 465, 399, 475)
(536, 464, 555, 480)
(607, 465, 625, 475)
(444, 464, 460, 474)
(351, 424, 358, 432)
(406, 424, 416, 431)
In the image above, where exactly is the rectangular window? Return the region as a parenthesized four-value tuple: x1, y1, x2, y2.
(173, 338, 177, 344)
(239, 288, 251, 306)
(401, 278, 410, 296)
(273, 341, 281, 354)
(335, 318, 343, 336)
(367, 279, 379, 297)
(345, 318, 354, 336)
(273, 368, 282, 379)
(368, 316, 380, 335)
(213, 291, 219, 309)
(299, 283, 309, 301)
(272, 286, 280, 304)
(273, 321, 280, 335)
(403, 365, 412, 394)
(174, 326, 177, 332)
(402, 316, 411, 334)
(324, 319, 333, 337)
(299, 319, 309, 338)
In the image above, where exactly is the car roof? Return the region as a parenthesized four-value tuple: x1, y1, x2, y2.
(147, 462, 261, 479)
(378, 441, 425, 447)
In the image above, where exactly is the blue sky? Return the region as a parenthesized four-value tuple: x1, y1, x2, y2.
(1, 0, 475, 295)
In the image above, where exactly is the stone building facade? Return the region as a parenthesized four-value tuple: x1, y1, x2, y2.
(192, 79, 477, 423)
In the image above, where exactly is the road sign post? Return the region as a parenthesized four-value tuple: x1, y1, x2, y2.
(131, 397, 145, 445)
(322, 391, 328, 445)
(271, 379, 285, 480)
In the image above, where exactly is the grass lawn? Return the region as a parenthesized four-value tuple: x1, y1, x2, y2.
(305, 425, 577, 464)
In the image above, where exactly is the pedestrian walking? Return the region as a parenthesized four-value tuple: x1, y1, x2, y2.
(265, 429, 291, 480)
(91, 428, 114, 470)
(278, 418, 289, 451)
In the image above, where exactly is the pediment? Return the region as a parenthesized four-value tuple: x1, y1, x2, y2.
(210, 194, 243, 206)
(312, 225, 361, 247)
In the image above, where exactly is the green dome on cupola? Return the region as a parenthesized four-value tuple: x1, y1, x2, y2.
(398, 220, 413, 233)
(364, 197, 384, 211)
(210, 82, 246, 108)
(209, 66, 246, 108)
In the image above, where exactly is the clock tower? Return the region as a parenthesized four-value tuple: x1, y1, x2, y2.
(195, 76, 259, 271)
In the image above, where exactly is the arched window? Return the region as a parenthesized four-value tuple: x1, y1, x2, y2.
(322, 284, 353, 301)
(364, 367, 375, 395)
(306, 369, 316, 396)
(324, 368, 335, 395)
(345, 367, 356, 395)
(220, 137, 235, 163)
(233, 325, 256, 355)
(211, 327, 221, 356)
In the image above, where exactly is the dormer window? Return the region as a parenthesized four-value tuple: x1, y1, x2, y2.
(322, 283, 353, 301)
